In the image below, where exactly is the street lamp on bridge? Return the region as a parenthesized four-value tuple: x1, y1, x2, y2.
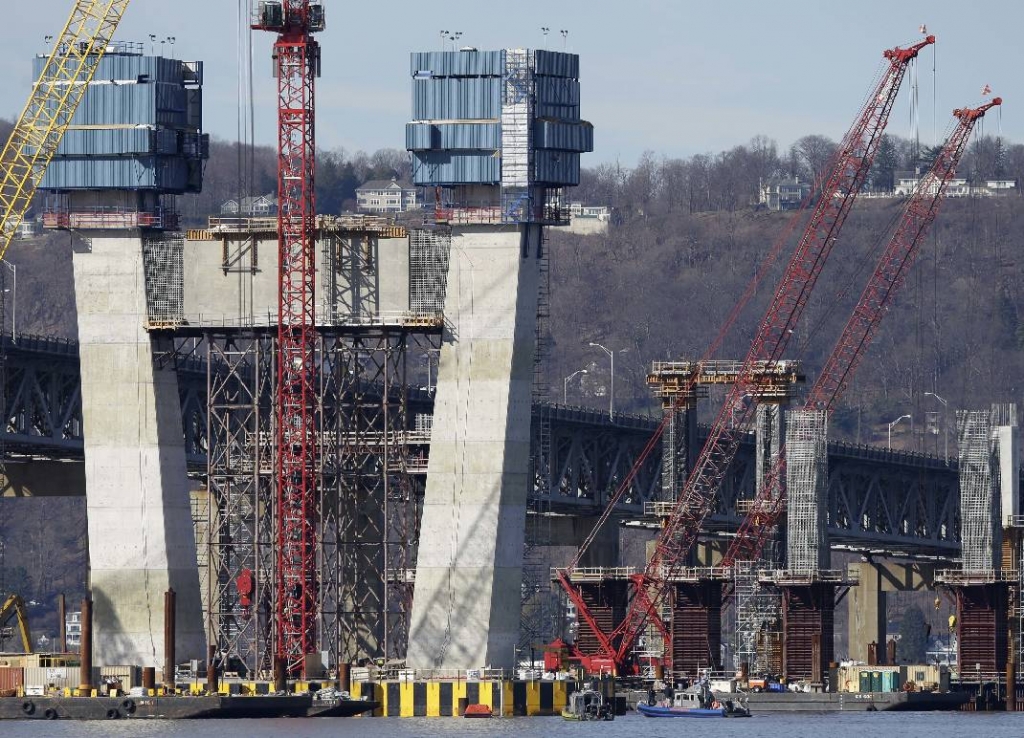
(563, 368, 587, 405)
(924, 392, 949, 463)
(887, 414, 911, 451)
(588, 342, 628, 420)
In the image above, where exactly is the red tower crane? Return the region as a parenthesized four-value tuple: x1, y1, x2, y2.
(252, 0, 325, 675)
(557, 35, 934, 673)
(722, 96, 1002, 568)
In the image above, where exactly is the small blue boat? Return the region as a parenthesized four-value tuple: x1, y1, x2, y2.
(637, 681, 751, 718)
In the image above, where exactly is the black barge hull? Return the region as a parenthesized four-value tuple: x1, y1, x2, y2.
(737, 691, 970, 712)
(0, 695, 377, 720)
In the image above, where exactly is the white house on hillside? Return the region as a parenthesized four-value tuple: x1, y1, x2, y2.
(356, 177, 420, 213)
(220, 194, 279, 216)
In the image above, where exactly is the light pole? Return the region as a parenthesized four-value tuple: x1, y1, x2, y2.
(589, 343, 627, 419)
(563, 369, 587, 405)
(887, 414, 911, 450)
(924, 392, 949, 463)
(1, 260, 15, 343)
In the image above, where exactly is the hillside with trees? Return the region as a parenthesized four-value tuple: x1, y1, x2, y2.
(549, 132, 1024, 452)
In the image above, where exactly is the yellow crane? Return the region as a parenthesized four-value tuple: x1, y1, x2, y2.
(0, 594, 32, 653)
(0, 0, 131, 260)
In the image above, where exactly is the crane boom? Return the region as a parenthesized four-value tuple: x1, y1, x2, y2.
(0, 0, 130, 260)
(608, 35, 935, 666)
(722, 96, 1001, 567)
(253, 0, 324, 675)
(0, 594, 32, 653)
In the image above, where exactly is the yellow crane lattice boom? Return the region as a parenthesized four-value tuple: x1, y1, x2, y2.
(0, 0, 131, 259)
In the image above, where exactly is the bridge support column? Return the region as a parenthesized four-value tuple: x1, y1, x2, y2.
(848, 562, 886, 663)
(72, 234, 205, 667)
(408, 225, 541, 670)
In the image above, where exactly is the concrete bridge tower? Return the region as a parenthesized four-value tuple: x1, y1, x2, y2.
(405, 48, 593, 669)
(38, 43, 209, 667)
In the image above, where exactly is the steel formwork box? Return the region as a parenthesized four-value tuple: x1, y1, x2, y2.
(670, 581, 723, 677)
(956, 584, 1009, 677)
(574, 581, 629, 658)
(781, 584, 835, 682)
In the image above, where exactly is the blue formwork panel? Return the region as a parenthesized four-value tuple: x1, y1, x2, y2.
(410, 50, 503, 78)
(66, 83, 188, 127)
(32, 54, 199, 85)
(535, 77, 580, 108)
(534, 151, 581, 186)
(412, 77, 501, 121)
(406, 122, 501, 151)
(411, 152, 500, 186)
(533, 50, 580, 79)
(58, 128, 153, 156)
(534, 121, 593, 152)
(40, 156, 192, 191)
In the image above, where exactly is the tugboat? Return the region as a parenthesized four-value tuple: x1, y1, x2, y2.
(561, 686, 614, 721)
(638, 677, 751, 719)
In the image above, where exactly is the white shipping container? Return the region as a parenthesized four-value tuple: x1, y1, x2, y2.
(24, 666, 73, 690)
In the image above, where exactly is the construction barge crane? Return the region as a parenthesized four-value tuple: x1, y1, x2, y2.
(722, 96, 1003, 569)
(251, 0, 324, 677)
(556, 34, 935, 675)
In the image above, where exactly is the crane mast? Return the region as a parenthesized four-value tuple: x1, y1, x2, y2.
(252, 0, 324, 675)
(0, 0, 130, 260)
(722, 96, 1001, 568)
(600, 35, 935, 669)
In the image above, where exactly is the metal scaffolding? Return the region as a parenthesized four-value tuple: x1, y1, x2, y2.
(957, 410, 998, 573)
(785, 409, 828, 573)
(202, 334, 276, 677)
(200, 328, 436, 674)
(142, 231, 185, 328)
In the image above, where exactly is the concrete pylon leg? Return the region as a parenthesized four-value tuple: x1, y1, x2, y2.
(408, 225, 541, 670)
(73, 234, 205, 667)
(847, 562, 886, 664)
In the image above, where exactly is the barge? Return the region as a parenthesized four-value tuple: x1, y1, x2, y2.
(0, 693, 377, 720)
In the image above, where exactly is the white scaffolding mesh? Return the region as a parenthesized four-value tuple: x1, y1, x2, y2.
(409, 228, 451, 315)
(786, 409, 828, 573)
(733, 560, 781, 673)
(957, 410, 998, 572)
(142, 232, 184, 325)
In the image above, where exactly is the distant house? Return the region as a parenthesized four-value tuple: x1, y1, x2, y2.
(220, 194, 278, 216)
(356, 177, 420, 214)
(894, 170, 971, 198)
(563, 203, 611, 235)
(985, 178, 1018, 194)
(759, 177, 811, 211)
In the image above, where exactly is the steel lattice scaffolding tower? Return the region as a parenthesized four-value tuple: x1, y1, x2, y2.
(202, 334, 276, 677)
(199, 327, 439, 675)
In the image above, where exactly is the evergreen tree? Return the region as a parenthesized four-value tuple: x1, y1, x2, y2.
(870, 134, 899, 191)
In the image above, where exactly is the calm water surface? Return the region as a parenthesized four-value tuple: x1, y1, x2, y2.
(3, 712, 1024, 738)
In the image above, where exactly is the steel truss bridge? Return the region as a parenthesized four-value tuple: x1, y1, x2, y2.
(1, 333, 976, 557)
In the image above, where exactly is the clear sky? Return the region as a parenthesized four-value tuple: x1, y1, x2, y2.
(3, 0, 1020, 164)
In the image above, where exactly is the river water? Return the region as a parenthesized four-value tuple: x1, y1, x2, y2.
(3, 711, 1024, 738)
